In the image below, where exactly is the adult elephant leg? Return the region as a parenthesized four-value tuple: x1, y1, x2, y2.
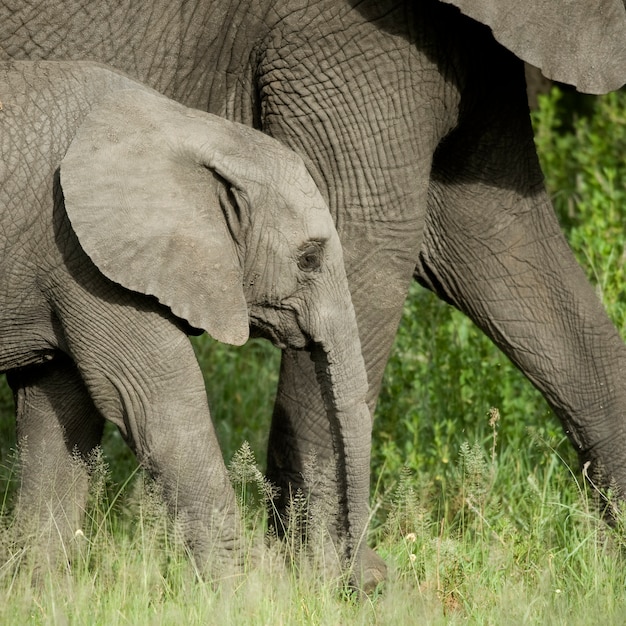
(8, 356, 104, 567)
(256, 2, 463, 589)
(418, 53, 626, 503)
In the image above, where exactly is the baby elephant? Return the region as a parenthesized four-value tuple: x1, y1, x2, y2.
(0, 61, 373, 585)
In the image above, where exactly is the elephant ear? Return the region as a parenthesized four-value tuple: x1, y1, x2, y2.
(440, 0, 626, 94)
(60, 88, 253, 346)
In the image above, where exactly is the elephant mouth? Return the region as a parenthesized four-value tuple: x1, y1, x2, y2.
(249, 310, 310, 350)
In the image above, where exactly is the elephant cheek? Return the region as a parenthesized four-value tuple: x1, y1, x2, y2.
(249, 307, 309, 350)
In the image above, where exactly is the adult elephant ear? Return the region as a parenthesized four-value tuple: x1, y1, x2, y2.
(440, 0, 626, 94)
(61, 88, 257, 346)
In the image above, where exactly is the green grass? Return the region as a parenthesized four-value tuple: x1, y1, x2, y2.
(1, 86, 626, 623)
(2, 435, 626, 624)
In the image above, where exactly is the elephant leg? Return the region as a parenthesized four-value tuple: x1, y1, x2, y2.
(417, 56, 626, 503)
(52, 277, 242, 580)
(7, 355, 104, 567)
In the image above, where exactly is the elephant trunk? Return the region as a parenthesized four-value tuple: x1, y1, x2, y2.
(306, 285, 372, 586)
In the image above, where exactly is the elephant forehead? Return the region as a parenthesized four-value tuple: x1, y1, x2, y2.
(267, 194, 334, 240)
(257, 143, 324, 201)
(273, 171, 330, 217)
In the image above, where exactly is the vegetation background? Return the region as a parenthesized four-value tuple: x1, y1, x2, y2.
(0, 85, 625, 624)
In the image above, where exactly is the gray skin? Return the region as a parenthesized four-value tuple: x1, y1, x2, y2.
(3, 0, 626, 589)
(0, 60, 373, 586)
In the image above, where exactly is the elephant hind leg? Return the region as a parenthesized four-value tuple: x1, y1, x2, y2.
(418, 102, 626, 499)
(7, 355, 104, 569)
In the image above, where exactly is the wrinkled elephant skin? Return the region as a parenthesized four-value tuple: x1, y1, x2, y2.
(0, 60, 372, 587)
(3, 0, 626, 587)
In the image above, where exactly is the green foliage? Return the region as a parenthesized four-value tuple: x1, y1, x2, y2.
(376, 425, 626, 624)
(191, 336, 280, 464)
(532, 87, 626, 330)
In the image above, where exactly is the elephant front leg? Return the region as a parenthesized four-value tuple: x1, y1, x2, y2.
(7, 355, 104, 570)
(54, 286, 243, 582)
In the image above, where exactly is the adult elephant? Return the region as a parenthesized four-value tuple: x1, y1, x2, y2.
(3, 0, 626, 588)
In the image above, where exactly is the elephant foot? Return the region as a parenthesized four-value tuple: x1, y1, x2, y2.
(354, 546, 387, 596)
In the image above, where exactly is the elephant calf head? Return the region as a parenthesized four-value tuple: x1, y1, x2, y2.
(61, 88, 350, 354)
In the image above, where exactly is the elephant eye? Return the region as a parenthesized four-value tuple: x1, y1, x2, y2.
(297, 240, 324, 272)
